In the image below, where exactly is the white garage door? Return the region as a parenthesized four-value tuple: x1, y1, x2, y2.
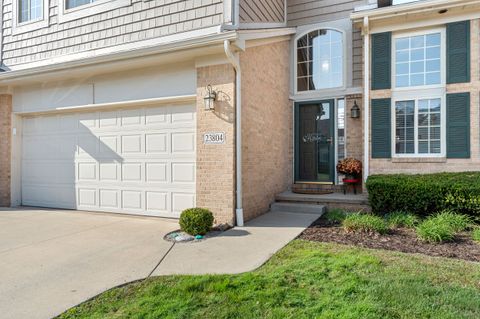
(21, 104, 196, 218)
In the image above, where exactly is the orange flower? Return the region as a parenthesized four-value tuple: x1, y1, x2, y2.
(336, 158, 362, 176)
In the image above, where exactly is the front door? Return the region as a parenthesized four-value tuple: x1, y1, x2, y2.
(295, 100, 335, 184)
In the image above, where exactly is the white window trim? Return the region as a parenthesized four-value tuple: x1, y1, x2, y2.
(391, 27, 447, 158)
(12, 0, 49, 35)
(392, 27, 446, 92)
(58, 0, 131, 23)
(391, 89, 447, 158)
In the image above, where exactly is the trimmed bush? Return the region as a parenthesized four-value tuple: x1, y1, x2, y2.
(366, 172, 480, 218)
(343, 213, 388, 234)
(323, 209, 347, 223)
(385, 211, 420, 229)
(416, 211, 472, 243)
(179, 208, 214, 236)
(473, 228, 480, 242)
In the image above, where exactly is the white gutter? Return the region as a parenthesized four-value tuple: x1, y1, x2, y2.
(0, 29, 237, 83)
(363, 16, 370, 183)
(224, 39, 244, 227)
(352, 0, 480, 22)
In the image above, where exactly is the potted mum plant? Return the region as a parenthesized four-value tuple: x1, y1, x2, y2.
(337, 158, 362, 194)
(336, 158, 362, 181)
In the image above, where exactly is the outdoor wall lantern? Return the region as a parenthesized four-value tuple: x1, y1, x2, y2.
(351, 100, 360, 119)
(204, 85, 217, 111)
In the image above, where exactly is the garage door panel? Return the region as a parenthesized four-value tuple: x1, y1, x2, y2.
(78, 188, 97, 207)
(99, 163, 119, 181)
(22, 104, 196, 217)
(171, 132, 195, 153)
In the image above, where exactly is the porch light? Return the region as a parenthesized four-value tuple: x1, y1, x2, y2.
(204, 85, 217, 111)
(351, 100, 360, 119)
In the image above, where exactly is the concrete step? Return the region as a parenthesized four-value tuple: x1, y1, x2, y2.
(270, 202, 326, 215)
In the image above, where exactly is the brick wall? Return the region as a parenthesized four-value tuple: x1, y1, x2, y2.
(369, 19, 480, 175)
(0, 95, 12, 207)
(196, 64, 236, 225)
(240, 40, 292, 221)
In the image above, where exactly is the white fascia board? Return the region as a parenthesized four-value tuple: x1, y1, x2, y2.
(237, 28, 296, 41)
(14, 94, 197, 116)
(351, 0, 479, 22)
(0, 26, 237, 84)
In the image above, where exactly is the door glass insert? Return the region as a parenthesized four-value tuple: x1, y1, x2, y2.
(296, 101, 335, 183)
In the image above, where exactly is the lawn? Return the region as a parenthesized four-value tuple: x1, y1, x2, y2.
(59, 240, 480, 319)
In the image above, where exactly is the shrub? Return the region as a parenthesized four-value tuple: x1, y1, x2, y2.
(343, 213, 388, 234)
(385, 211, 420, 229)
(179, 208, 214, 236)
(415, 211, 471, 243)
(366, 172, 480, 218)
(323, 209, 347, 223)
(472, 228, 480, 242)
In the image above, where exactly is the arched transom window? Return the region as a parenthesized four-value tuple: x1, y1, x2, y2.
(297, 29, 344, 92)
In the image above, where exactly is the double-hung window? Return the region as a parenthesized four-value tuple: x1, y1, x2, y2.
(392, 29, 445, 157)
(18, 0, 42, 23)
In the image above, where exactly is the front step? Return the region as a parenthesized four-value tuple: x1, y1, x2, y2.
(275, 191, 371, 212)
(270, 202, 326, 215)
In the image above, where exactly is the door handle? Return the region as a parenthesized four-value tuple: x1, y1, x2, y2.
(326, 137, 334, 144)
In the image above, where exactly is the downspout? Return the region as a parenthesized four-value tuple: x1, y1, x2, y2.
(363, 16, 370, 183)
(224, 40, 244, 227)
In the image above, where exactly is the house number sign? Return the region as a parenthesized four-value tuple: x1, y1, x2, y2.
(203, 132, 226, 144)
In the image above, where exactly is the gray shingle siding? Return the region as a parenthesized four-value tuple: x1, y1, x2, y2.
(2, 0, 224, 67)
(287, 0, 366, 26)
(239, 0, 285, 24)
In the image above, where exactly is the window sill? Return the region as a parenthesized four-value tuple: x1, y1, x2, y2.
(391, 157, 447, 163)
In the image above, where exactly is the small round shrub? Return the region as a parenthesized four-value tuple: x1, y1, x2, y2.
(343, 213, 388, 234)
(472, 228, 480, 243)
(385, 211, 420, 229)
(179, 208, 214, 236)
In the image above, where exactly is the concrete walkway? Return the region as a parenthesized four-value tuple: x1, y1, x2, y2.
(154, 211, 318, 275)
(0, 208, 318, 319)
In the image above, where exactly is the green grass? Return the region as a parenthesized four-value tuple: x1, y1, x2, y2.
(385, 211, 420, 229)
(58, 240, 480, 319)
(416, 211, 473, 243)
(342, 213, 388, 234)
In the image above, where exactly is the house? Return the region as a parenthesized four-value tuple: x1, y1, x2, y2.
(0, 0, 477, 226)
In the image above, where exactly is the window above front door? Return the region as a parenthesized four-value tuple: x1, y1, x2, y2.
(296, 29, 345, 92)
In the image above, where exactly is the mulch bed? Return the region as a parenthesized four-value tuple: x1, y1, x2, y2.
(299, 218, 480, 262)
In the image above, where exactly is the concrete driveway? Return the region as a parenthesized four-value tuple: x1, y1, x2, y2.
(0, 207, 178, 319)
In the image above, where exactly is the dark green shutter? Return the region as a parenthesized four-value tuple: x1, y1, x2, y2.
(371, 98, 391, 158)
(447, 93, 470, 158)
(371, 32, 391, 90)
(447, 21, 470, 84)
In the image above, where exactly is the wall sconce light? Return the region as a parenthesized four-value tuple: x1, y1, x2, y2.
(351, 100, 360, 119)
(204, 85, 217, 111)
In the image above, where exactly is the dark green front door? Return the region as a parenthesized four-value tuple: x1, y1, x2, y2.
(295, 100, 335, 184)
